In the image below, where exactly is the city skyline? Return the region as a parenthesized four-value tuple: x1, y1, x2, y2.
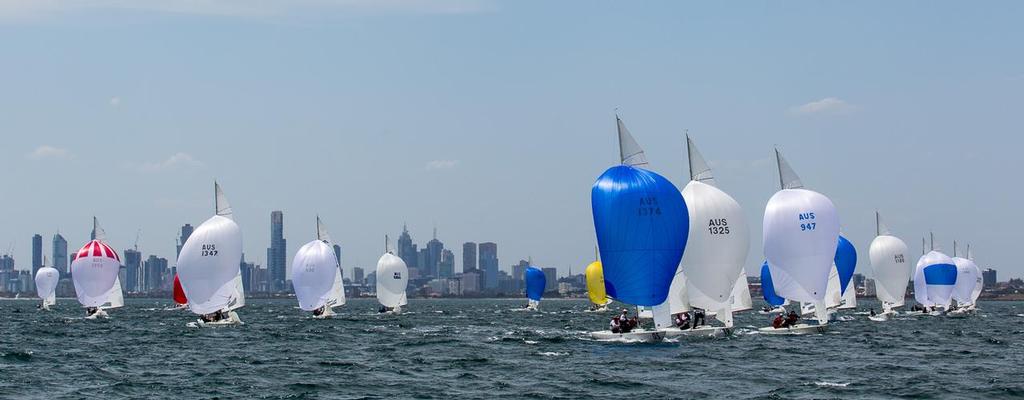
(0, 2, 1020, 280)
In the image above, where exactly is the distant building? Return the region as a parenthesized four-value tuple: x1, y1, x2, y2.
(462, 242, 477, 273)
(176, 223, 194, 260)
(123, 248, 143, 293)
(353, 267, 365, 284)
(852, 273, 866, 291)
(240, 254, 256, 292)
(542, 267, 557, 293)
(511, 260, 529, 293)
(479, 242, 498, 290)
(423, 228, 444, 279)
(439, 249, 455, 278)
(266, 211, 287, 292)
(983, 268, 997, 288)
(864, 278, 877, 297)
(31, 234, 42, 275)
(397, 224, 417, 269)
(143, 255, 169, 292)
(52, 233, 68, 274)
(460, 270, 481, 294)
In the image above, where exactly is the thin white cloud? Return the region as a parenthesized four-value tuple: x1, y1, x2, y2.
(426, 159, 459, 170)
(0, 0, 490, 19)
(789, 97, 856, 116)
(109, 96, 121, 107)
(26, 145, 70, 160)
(136, 152, 204, 173)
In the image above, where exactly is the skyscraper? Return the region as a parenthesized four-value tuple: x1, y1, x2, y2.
(240, 253, 255, 292)
(397, 224, 417, 269)
(31, 234, 42, 275)
(983, 268, 997, 288)
(542, 267, 557, 293)
(462, 242, 477, 272)
(425, 228, 444, 279)
(176, 223, 194, 259)
(353, 267, 365, 284)
(479, 242, 498, 290)
(267, 211, 287, 292)
(439, 249, 455, 278)
(123, 248, 142, 292)
(143, 255, 169, 292)
(512, 259, 529, 293)
(52, 233, 68, 274)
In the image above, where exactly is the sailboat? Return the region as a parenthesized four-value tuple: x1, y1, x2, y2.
(867, 211, 910, 321)
(178, 182, 245, 327)
(658, 134, 749, 338)
(967, 245, 983, 309)
(524, 266, 546, 311)
(34, 255, 59, 311)
(72, 217, 124, 319)
(760, 261, 788, 314)
(171, 274, 188, 310)
(292, 216, 346, 319)
(758, 149, 839, 335)
(948, 241, 979, 318)
(912, 233, 957, 315)
(801, 234, 857, 320)
(590, 116, 689, 343)
(584, 250, 612, 312)
(376, 236, 408, 314)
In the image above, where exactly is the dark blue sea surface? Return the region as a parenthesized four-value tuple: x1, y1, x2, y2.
(0, 298, 1022, 399)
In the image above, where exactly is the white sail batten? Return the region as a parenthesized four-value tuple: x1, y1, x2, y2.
(616, 116, 648, 167)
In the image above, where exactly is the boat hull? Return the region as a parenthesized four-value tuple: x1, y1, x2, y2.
(758, 324, 828, 335)
(590, 329, 666, 343)
(187, 311, 243, 328)
(662, 326, 732, 338)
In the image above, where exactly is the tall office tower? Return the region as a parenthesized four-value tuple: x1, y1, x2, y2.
(479, 242, 498, 290)
(176, 223, 194, 259)
(396, 224, 417, 269)
(353, 267, 365, 284)
(31, 234, 42, 275)
(983, 268, 997, 288)
(425, 228, 443, 278)
(123, 248, 143, 292)
(143, 255, 168, 292)
(462, 242, 477, 273)
(52, 233, 68, 274)
(512, 259, 529, 293)
(266, 211, 287, 292)
(240, 253, 255, 292)
(439, 249, 455, 278)
(542, 267, 557, 293)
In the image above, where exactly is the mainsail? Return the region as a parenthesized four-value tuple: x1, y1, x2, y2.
(172, 274, 188, 305)
(177, 182, 244, 315)
(71, 221, 122, 308)
(729, 271, 753, 312)
(615, 116, 648, 167)
(686, 134, 715, 185)
(869, 211, 910, 310)
(762, 149, 839, 324)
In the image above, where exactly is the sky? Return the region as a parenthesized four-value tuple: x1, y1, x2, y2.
(0, 1, 1021, 281)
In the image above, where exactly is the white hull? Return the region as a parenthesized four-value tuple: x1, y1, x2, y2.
(946, 309, 970, 319)
(759, 306, 787, 315)
(187, 311, 243, 328)
(85, 309, 110, 320)
(758, 324, 828, 335)
(584, 306, 610, 313)
(313, 307, 337, 319)
(662, 326, 732, 338)
(590, 329, 666, 343)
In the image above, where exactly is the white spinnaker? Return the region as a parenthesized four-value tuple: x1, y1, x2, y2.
(34, 267, 59, 306)
(952, 257, 978, 306)
(823, 266, 842, 309)
(730, 271, 753, 312)
(102, 276, 124, 309)
(916, 251, 957, 307)
(292, 240, 340, 311)
(376, 253, 408, 308)
(177, 215, 244, 315)
(869, 234, 910, 309)
(763, 189, 840, 303)
(913, 256, 931, 307)
(71, 241, 122, 308)
(680, 180, 750, 313)
(839, 281, 857, 309)
(970, 265, 983, 304)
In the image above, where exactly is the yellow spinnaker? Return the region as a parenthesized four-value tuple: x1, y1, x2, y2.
(585, 261, 609, 305)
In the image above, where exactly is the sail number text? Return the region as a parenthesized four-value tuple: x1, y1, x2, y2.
(798, 212, 816, 231)
(708, 218, 730, 235)
(637, 196, 661, 216)
(201, 244, 219, 257)
(894, 254, 905, 263)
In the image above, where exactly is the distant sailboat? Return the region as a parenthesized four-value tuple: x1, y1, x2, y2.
(172, 274, 188, 309)
(34, 255, 59, 311)
(660, 134, 749, 338)
(72, 217, 124, 319)
(759, 149, 838, 334)
(177, 182, 245, 327)
(292, 216, 346, 318)
(590, 116, 689, 343)
(524, 266, 546, 311)
(913, 232, 957, 313)
(868, 212, 910, 320)
(584, 249, 611, 312)
(376, 236, 408, 314)
(949, 241, 979, 316)
(968, 245, 983, 307)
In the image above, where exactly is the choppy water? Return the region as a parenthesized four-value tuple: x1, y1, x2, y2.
(0, 298, 1022, 399)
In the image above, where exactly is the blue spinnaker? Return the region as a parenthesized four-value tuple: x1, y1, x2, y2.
(761, 261, 786, 307)
(834, 235, 857, 296)
(525, 267, 546, 301)
(592, 165, 689, 306)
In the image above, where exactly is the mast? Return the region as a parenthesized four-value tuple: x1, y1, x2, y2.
(930, 232, 934, 251)
(953, 240, 958, 257)
(875, 211, 880, 237)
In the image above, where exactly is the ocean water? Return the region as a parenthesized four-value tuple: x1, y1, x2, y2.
(0, 298, 1022, 399)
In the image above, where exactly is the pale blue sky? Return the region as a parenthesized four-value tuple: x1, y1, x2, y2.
(0, 1, 1020, 280)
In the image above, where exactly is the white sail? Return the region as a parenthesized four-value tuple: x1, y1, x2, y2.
(316, 216, 333, 244)
(101, 276, 124, 310)
(680, 179, 750, 313)
(915, 250, 957, 308)
(91, 216, 106, 241)
(327, 268, 346, 308)
(178, 185, 244, 315)
(951, 256, 978, 307)
(913, 255, 930, 307)
(34, 266, 59, 306)
(763, 150, 838, 323)
(969, 246, 982, 303)
(839, 281, 857, 309)
(686, 134, 715, 185)
(376, 252, 408, 308)
(292, 239, 341, 311)
(729, 271, 752, 312)
(869, 217, 910, 309)
(616, 116, 648, 167)
(227, 273, 245, 311)
(71, 239, 122, 308)
(215, 181, 233, 219)
(662, 268, 691, 315)
(823, 266, 842, 309)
